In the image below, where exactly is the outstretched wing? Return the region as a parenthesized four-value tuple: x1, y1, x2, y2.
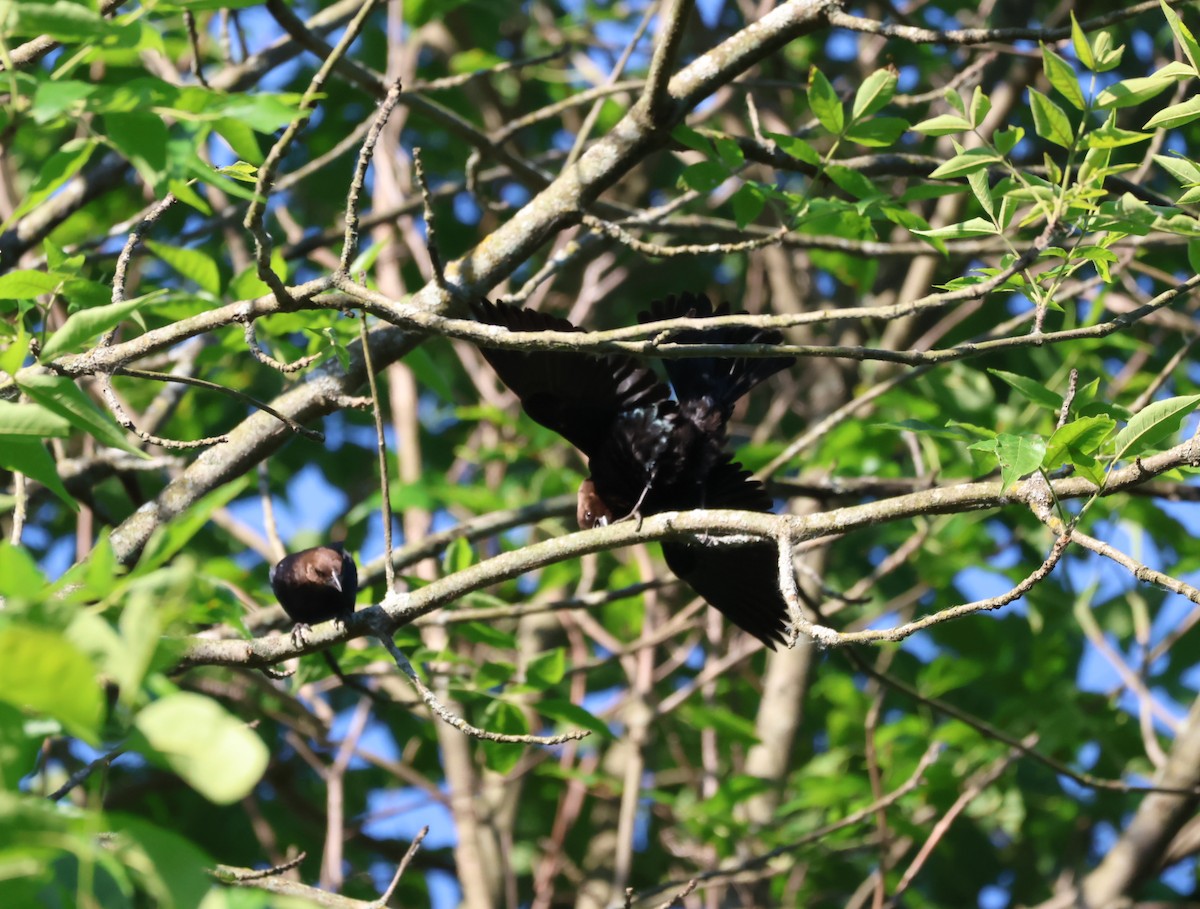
(471, 299, 669, 458)
(638, 293, 795, 415)
(660, 457, 789, 648)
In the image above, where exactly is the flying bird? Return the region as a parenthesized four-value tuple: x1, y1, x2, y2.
(270, 542, 358, 646)
(471, 293, 795, 648)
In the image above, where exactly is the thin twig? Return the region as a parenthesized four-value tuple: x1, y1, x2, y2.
(371, 827, 429, 907)
(99, 374, 229, 449)
(243, 0, 382, 302)
(804, 534, 1071, 647)
(259, 462, 286, 567)
(632, 742, 943, 901)
(883, 741, 1029, 908)
(183, 11, 210, 88)
(242, 319, 323, 374)
(115, 367, 324, 440)
(846, 650, 1200, 795)
(566, 5, 658, 168)
(373, 629, 589, 745)
(47, 747, 125, 801)
(412, 147, 446, 287)
(1056, 368, 1079, 430)
(341, 76, 405, 272)
(358, 314, 395, 593)
(110, 194, 178, 347)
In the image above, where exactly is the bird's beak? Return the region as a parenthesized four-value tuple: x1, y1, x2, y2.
(330, 572, 342, 592)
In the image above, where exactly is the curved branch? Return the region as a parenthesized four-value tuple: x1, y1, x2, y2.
(177, 436, 1200, 669)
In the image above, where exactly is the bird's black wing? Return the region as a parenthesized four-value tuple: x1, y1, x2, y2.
(471, 299, 669, 458)
(660, 457, 789, 648)
(638, 293, 795, 416)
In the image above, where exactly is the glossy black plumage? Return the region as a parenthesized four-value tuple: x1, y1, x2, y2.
(471, 294, 795, 648)
(269, 543, 358, 632)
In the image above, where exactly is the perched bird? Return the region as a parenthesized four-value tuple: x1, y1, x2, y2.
(471, 294, 795, 648)
(269, 543, 358, 646)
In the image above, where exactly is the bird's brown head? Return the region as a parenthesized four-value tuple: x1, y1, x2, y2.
(303, 545, 348, 589)
(577, 478, 614, 529)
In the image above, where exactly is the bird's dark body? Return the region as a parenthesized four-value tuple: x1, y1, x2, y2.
(269, 543, 358, 627)
(471, 294, 795, 648)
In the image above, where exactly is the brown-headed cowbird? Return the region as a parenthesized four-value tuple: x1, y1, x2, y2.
(270, 543, 358, 645)
(471, 294, 795, 648)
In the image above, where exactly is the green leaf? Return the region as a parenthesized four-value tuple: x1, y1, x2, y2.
(988, 369, 1062, 410)
(0, 401, 72, 437)
(765, 132, 819, 165)
(0, 703, 42, 791)
(144, 241, 222, 296)
(1028, 88, 1074, 148)
(912, 217, 997, 240)
(1084, 118, 1151, 149)
(680, 704, 760, 744)
(844, 117, 908, 147)
(1157, 153, 1200, 186)
(928, 149, 1000, 179)
(1189, 238, 1200, 276)
(0, 625, 103, 742)
(66, 589, 160, 702)
(537, 698, 610, 738)
(442, 536, 475, 574)
(0, 269, 64, 300)
(406, 0, 473, 26)
(1044, 416, 1117, 470)
(103, 112, 169, 186)
(1042, 44, 1085, 110)
(1111, 394, 1200, 462)
(1071, 12, 1095, 70)
(807, 66, 844, 134)
(994, 126, 1025, 156)
(825, 165, 880, 201)
(1162, 0, 1200, 72)
(111, 816, 212, 909)
(1096, 65, 1191, 109)
(878, 419, 984, 441)
(992, 434, 1048, 489)
(9, 1, 115, 41)
(526, 648, 565, 687)
(1145, 95, 1200, 130)
(133, 692, 269, 803)
(968, 169, 994, 219)
(679, 160, 728, 193)
(912, 113, 973, 136)
(671, 124, 711, 154)
(137, 476, 251, 571)
(213, 118, 263, 165)
(1092, 31, 1124, 72)
(711, 135, 744, 169)
(39, 292, 162, 361)
(17, 372, 144, 456)
(970, 85, 992, 126)
(478, 700, 528, 774)
(477, 660, 515, 690)
(0, 542, 46, 599)
(457, 621, 517, 650)
(730, 183, 765, 228)
(0, 140, 97, 232)
(0, 439, 75, 509)
(851, 68, 898, 120)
